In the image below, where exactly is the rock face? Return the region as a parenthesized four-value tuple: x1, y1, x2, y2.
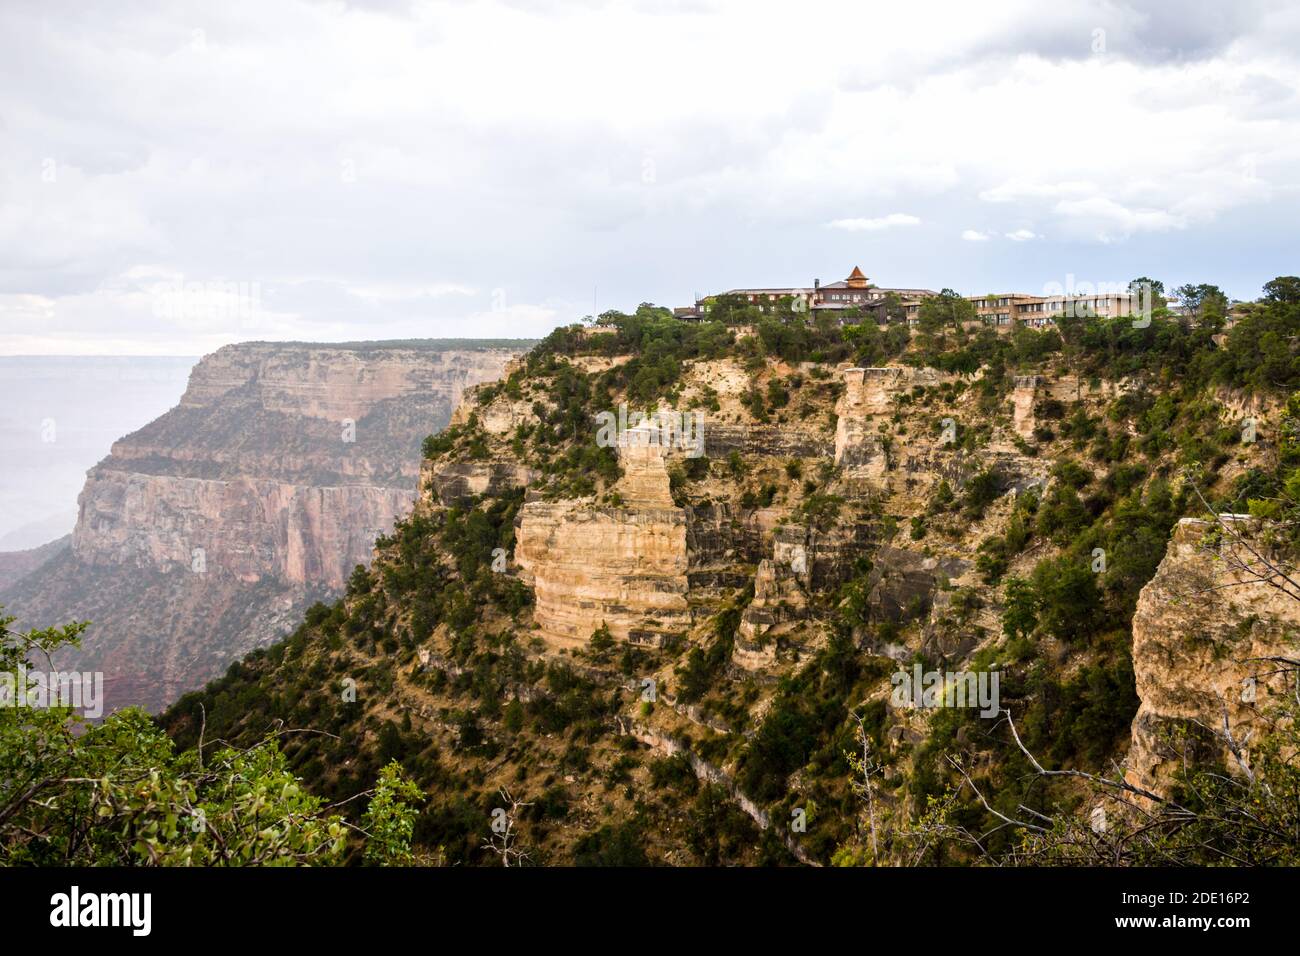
(704, 424, 832, 459)
(74, 471, 412, 589)
(773, 521, 877, 592)
(866, 546, 970, 625)
(835, 367, 904, 478)
(684, 503, 767, 596)
(1010, 375, 1041, 439)
(835, 366, 953, 482)
(422, 461, 538, 508)
(1, 341, 524, 712)
(177, 343, 503, 422)
(834, 366, 1049, 500)
(734, 559, 807, 670)
(516, 425, 690, 647)
(1128, 517, 1300, 797)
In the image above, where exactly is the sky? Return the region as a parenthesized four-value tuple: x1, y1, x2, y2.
(1, 0, 1298, 355)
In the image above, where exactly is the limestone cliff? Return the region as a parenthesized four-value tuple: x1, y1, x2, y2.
(1010, 375, 1041, 439)
(834, 367, 922, 479)
(73, 471, 413, 589)
(2, 340, 525, 712)
(516, 424, 690, 647)
(734, 559, 807, 669)
(834, 366, 1048, 497)
(1128, 517, 1300, 796)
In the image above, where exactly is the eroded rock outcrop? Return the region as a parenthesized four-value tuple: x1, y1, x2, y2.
(734, 558, 807, 670)
(834, 366, 1050, 503)
(516, 425, 690, 647)
(835, 367, 953, 481)
(1128, 517, 1300, 797)
(865, 545, 970, 626)
(422, 461, 538, 508)
(1010, 375, 1041, 439)
(773, 521, 877, 592)
(704, 424, 832, 459)
(835, 367, 903, 478)
(685, 503, 767, 595)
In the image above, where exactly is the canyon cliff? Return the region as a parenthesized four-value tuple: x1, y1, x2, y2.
(1, 340, 526, 712)
(157, 301, 1300, 866)
(1128, 516, 1300, 797)
(516, 424, 691, 647)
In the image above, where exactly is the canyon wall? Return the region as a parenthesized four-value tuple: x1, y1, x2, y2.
(516, 425, 690, 647)
(1, 341, 524, 712)
(834, 366, 1048, 496)
(1128, 517, 1300, 797)
(73, 471, 413, 589)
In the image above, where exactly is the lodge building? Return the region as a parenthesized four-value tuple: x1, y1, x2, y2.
(676, 267, 1143, 330)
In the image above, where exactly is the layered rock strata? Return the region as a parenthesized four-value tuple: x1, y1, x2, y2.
(1128, 517, 1300, 797)
(835, 367, 954, 481)
(516, 425, 690, 647)
(2, 341, 523, 712)
(834, 366, 1049, 496)
(734, 558, 808, 670)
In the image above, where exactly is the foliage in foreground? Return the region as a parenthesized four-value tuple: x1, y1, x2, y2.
(0, 609, 420, 866)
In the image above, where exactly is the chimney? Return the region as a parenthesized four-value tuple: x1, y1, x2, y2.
(814, 278, 820, 290)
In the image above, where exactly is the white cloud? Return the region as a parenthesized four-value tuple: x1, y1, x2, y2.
(1051, 198, 1186, 241)
(979, 180, 1098, 204)
(1, 0, 1298, 351)
(961, 229, 992, 241)
(828, 214, 922, 232)
(1005, 229, 1040, 242)
(341, 282, 478, 303)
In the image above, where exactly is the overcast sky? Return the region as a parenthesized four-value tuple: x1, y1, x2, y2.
(1, 0, 1298, 355)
